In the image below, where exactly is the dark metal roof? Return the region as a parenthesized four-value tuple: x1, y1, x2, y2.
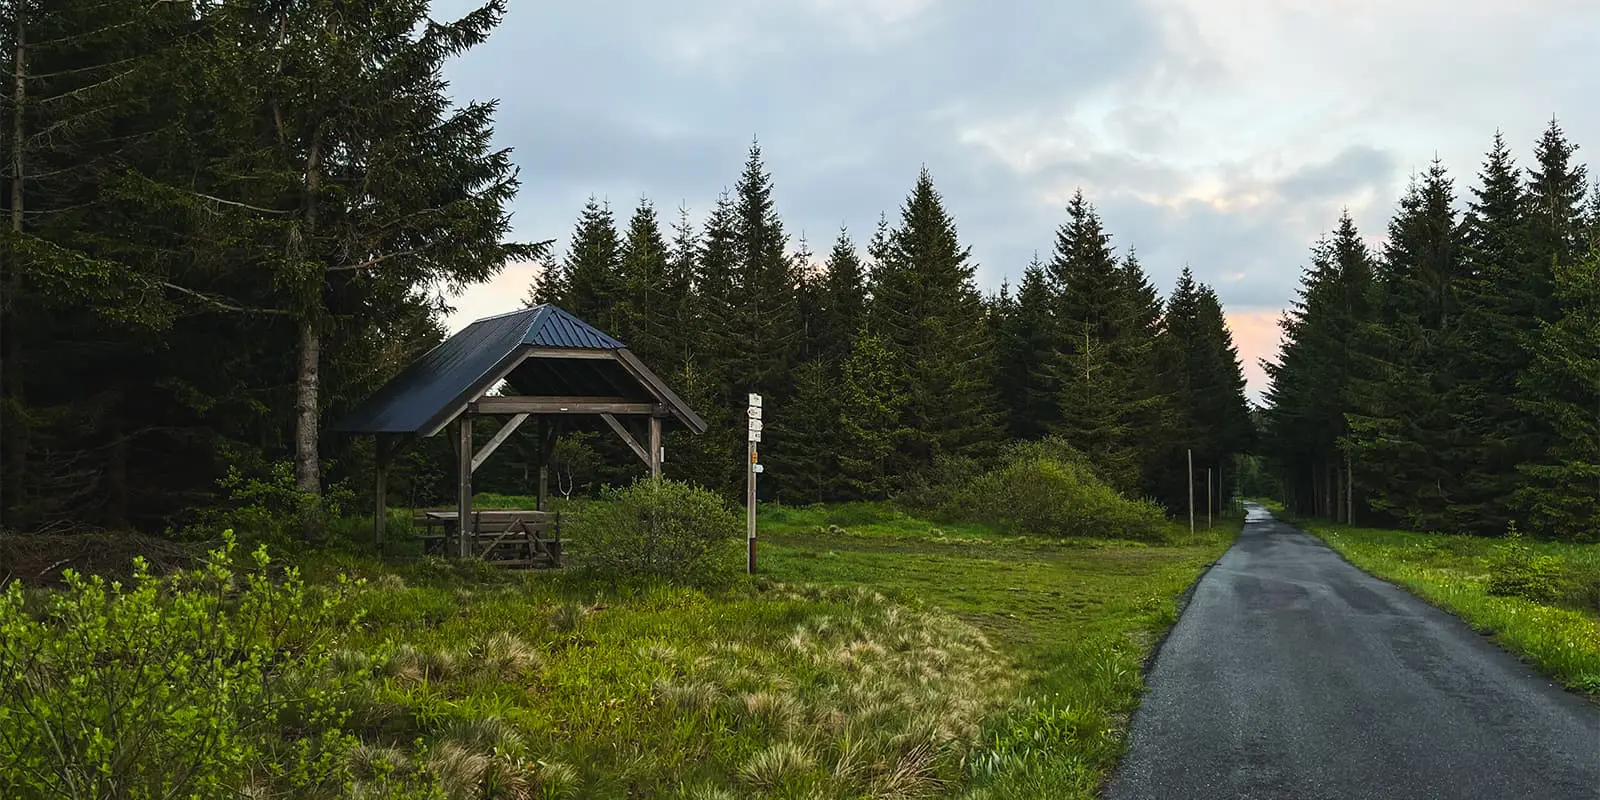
(332, 304, 644, 436)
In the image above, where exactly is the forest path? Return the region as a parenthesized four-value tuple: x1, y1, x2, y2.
(1104, 504, 1600, 799)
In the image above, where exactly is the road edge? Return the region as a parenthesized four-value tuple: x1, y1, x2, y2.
(1095, 531, 1239, 798)
(1270, 511, 1600, 705)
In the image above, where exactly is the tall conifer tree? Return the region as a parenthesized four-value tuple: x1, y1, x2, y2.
(868, 168, 1002, 472)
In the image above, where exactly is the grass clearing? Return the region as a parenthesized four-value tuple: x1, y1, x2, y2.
(5, 499, 1239, 798)
(758, 505, 1238, 797)
(1292, 519, 1600, 696)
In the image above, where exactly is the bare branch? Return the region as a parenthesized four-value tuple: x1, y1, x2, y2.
(159, 282, 293, 316)
(326, 250, 419, 272)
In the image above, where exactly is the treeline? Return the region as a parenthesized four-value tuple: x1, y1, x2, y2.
(1262, 119, 1599, 541)
(1, 0, 536, 530)
(1, 0, 1254, 534)
(528, 148, 1254, 516)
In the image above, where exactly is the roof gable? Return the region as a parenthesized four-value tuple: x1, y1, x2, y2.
(330, 305, 706, 437)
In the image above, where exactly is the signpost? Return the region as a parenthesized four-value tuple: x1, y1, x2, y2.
(747, 393, 761, 574)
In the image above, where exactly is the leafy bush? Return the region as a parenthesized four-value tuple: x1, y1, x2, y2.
(0, 532, 367, 799)
(184, 460, 359, 547)
(572, 478, 743, 584)
(1486, 525, 1564, 603)
(940, 439, 1168, 541)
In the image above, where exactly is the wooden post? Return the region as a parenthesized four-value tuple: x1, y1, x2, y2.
(649, 416, 662, 479)
(1207, 467, 1213, 529)
(1187, 449, 1195, 537)
(373, 435, 393, 548)
(747, 440, 757, 574)
(1346, 451, 1354, 526)
(536, 416, 549, 512)
(457, 417, 473, 559)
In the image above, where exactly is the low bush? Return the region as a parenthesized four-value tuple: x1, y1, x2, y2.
(0, 532, 370, 800)
(940, 439, 1169, 541)
(1559, 558, 1600, 612)
(572, 478, 743, 584)
(1487, 525, 1564, 603)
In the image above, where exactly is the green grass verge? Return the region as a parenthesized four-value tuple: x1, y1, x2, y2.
(756, 503, 1239, 797)
(1292, 520, 1600, 696)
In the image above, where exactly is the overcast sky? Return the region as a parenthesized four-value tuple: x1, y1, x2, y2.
(430, 0, 1599, 402)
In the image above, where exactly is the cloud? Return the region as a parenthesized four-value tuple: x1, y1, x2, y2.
(424, 0, 1600, 401)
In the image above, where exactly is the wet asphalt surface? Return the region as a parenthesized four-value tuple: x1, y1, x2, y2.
(1104, 504, 1600, 800)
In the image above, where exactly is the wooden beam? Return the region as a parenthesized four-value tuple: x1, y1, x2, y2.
(457, 418, 474, 559)
(601, 413, 650, 465)
(613, 348, 708, 434)
(471, 413, 529, 473)
(523, 347, 617, 360)
(471, 396, 653, 415)
(649, 416, 662, 479)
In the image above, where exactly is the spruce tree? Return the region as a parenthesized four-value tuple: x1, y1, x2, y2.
(1451, 134, 1536, 532)
(766, 359, 842, 504)
(994, 256, 1057, 440)
(812, 228, 867, 366)
(560, 197, 625, 332)
(1045, 191, 1165, 494)
(1344, 161, 1468, 530)
(1513, 248, 1600, 540)
(662, 204, 700, 370)
(837, 332, 909, 499)
(868, 167, 1002, 473)
(722, 143, 801, 403)
(1262, 213, 1377, 519)
(1525, 118, 1589, 311)
(617, 198, 673, 367)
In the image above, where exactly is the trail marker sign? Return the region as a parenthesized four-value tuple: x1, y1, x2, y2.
(746, 393, 764, 573)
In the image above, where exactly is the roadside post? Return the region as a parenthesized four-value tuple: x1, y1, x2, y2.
(1187, 448, 1195, 538)
(747, 393, 762, 574)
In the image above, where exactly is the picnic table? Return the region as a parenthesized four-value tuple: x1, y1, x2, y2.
(414, 509, 563, 567)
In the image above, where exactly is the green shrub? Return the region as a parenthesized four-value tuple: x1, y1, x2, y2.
(0, 532, 367, 799)
(1487, 525, 1564, 603)
(940, 440, 1167, 541)
(1557, 557, 1600, 612)
(573, 478, 743, 584)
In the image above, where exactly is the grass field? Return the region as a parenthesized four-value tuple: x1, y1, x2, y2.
(4, 499, 1239, 798)
(1276, 514, 1600, 697)
(304, 501, 1238, 798)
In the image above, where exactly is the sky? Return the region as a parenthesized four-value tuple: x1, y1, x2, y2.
(428, 0, 1600, 403)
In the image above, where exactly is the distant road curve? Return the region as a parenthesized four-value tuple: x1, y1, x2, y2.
(1105, 503, 1600, 800)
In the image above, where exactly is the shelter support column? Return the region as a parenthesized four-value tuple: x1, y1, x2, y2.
(649, 416, 662, 479)
(537, 416, 549, 512)
(457, 417, 473, 559)
(374, 434, 396, 547)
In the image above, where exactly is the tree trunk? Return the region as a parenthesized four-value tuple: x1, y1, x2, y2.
(294, 316, 321, 496)
(292, 128, 324, 515)
(4, 10, 26, 520)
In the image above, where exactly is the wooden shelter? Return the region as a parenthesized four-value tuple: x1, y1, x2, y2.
(332, 304, 707, 560)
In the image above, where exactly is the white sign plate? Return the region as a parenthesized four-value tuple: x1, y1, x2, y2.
(748, 430, 762, 442)
(748, 393, 762, 408)
(748, 418, 763, 433)
(747, 406, 762, 420)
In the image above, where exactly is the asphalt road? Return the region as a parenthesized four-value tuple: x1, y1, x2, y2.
(1105, 503, 1600, 800)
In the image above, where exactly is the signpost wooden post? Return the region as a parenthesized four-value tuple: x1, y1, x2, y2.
(747, 393, 762, 574)
(1187, 448, 1195, 538)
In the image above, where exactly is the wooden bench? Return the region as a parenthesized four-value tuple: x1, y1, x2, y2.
(414, 509, 563, 568)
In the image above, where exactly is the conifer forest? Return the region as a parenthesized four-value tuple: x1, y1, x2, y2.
(1, 0, 1596, 545)
(2, 2, 1598, 798)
